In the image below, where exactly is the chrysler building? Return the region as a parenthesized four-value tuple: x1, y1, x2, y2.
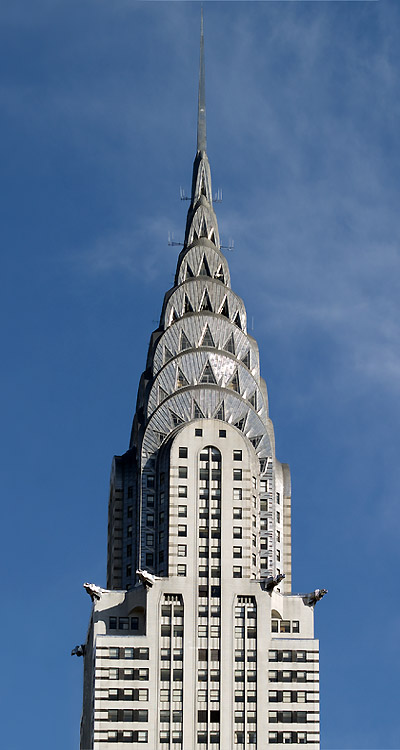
(78, 14, 323, 750)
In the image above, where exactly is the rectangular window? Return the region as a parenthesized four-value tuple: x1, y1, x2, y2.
(233, 546, 242, 558)
(160, 689, 170, 701)
(178, 505, 187, 517)
(293, 621, 300, 633)
(178, 525, 187, 536)
(178, 486, 187, 498)
(233, 488, 242, 501)
(233, 469, 242, 480)
(179, 446, 188, 458)
(219, 429, 226, 437)
(280, 620, 291, 633)
(145, 553, 153, 567)
(178, 466, 188, 478)
(147, 494, 154, 507)
(127, 505, 133, 517)
(177, 544, 187, 557)
(131, 617, 139, 630)
(233, 566, 242, 578)
(127, 524, 132, 537)
(146, 533, 154, 546)
(109, 668, 119, 680)
(195, 428, 203, 437)
(276, 511, 280, 523)
(233, 507, 242, 519)
(177, 564, 186, 576)
(233, 450, 242, 461)
(233, 527, 242, 538)
(147, 475, 155, 488)
(109, 647, 119, 659)
(147, 514, 154, 527)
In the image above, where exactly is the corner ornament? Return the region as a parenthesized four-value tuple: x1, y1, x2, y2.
(303, 589, 328, 607)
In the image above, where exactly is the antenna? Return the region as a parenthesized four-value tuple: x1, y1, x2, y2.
(180, 187, 190, 201)
(168, 232, 184, 247)
(220, 239, 234, 252)
(213, 189, 223, 203)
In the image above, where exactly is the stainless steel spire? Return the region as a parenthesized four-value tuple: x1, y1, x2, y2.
(197, 8, 207, 153)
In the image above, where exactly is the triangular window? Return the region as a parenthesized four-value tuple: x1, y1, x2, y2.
(176, 368, 189, 389)
(199, 290, 213, 312)
(158, 386, 168, 404)
(192, 227, 198, 241)
(169, 410, 184, 427)
(234, 311, 242, 329)
(154, 431, 166, 446)
(193, 400, 205, 419)
(223, 333, 235, 355)
(200, 325, 215, 348)
(241, 351, 250, 369)
(214, 401, 225, 421)
(180, 331, 191, 351)
(250, 436, 262, 449)
(259, 458, 267, 473)
(185, 264, 194, 279)
(200, 175, 207, 197)
(200, 361, 217, 384)
(164, 347, 174, 364)
(219, 297, 229, 318)
(215, 265, 224, 283)
(199, 218, 208, 238)
(234, 416, 247, 432)
(248, 391, 257, 409)
(209, 230, 216, 244)
(227, 370, 240, 393)
(183, 294, 194, 314)
(198, 255, 211, 277)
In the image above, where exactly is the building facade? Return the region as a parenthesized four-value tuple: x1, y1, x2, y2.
(79, 18, 322, 750)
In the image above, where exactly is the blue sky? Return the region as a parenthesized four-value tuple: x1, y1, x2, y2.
(1, 1, 400, 748)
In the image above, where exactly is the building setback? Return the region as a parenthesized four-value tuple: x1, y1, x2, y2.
(79, 15, 323, 750)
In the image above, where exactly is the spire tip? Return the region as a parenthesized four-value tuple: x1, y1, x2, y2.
(197, 7, 207, 153)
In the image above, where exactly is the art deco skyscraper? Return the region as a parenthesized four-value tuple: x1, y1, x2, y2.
(79, 16, 323, 750)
